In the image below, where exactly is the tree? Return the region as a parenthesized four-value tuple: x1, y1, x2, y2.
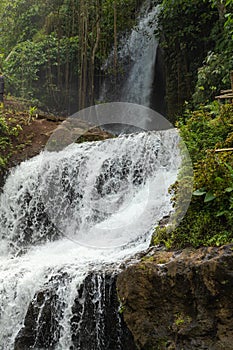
(0, 0, 141, 112)
(157, 0, 219, 119)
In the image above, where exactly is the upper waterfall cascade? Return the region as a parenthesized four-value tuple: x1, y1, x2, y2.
(100, 1, 159, 107)
(120, 2, 159, 106)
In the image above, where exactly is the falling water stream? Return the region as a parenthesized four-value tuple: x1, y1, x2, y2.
(100, 0, 159, 107)
(120, 1, 158, 106)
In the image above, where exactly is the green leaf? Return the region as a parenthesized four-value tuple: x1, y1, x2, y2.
(225, 163, 233, 176)
(225, 187, 233, 193)
(216, 210, 227, 217)
(193, 188, 206, 196)
(215, 176, 224, 183)
(204, 192, 216, 203)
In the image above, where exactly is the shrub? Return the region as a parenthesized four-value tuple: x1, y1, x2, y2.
(152, 103, 233, 248)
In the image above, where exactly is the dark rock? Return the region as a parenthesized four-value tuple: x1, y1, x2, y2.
(14, 289, 60, 350)
(151, 45, 166, 116)
(14, 271, 136, 350)
(71, 272, 136, 350)
(117, 244, 233, 350)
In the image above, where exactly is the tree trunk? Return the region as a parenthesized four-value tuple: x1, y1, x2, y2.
(113, 0, 117, 79)
(90, 0, 101, 105)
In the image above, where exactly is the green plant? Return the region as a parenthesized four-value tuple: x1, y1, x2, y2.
(156, 0, 218, 119)
(118, 304, 126, 314)
(152, 103, 233, 249)
(173, 312, 192, 330)
(192, 52, 230, 106)
(0, 112, 23, 170)
(29, 106, 37, 116)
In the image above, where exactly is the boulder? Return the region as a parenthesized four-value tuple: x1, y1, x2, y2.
(117, 245, 233, 350)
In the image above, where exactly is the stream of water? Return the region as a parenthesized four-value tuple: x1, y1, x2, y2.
(100, 0, 159, 107)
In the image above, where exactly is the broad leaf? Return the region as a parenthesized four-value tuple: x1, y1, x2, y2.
(204, 192, 216, 203)
(225, 187, 233, 193)
(193, 188, 206, 196)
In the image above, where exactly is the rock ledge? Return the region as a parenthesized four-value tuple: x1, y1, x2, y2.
(117, 245, 233, 350)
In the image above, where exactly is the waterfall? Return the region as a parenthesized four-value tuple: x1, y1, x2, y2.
(99, 0, 159, 107)
(120, 1, 158, 106)
(0, 2, 191, 349)
(0, 129, 182, 349)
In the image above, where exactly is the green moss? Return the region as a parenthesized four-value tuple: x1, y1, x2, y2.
(138, 263, 147, 271)
(173, 312, 192, 331)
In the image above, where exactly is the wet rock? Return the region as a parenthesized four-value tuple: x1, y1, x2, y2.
(14, 289, 60, 350)
(71, 272, 136, 350)
(117, 244, 233, 350)
(14, 272, 136, 350)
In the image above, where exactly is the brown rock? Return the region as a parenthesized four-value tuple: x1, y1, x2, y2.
(117, 245, 233, 350)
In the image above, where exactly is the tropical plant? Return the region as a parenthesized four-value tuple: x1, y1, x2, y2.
(153, 103, 233, 248)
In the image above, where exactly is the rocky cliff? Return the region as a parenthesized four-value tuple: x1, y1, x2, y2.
(117, 245, 233, 350)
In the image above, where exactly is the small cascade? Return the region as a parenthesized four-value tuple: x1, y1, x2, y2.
(0, 130, 181, 349)
(120, 1, 159, 106)
(99, 0, 159, 107)
(14, 272, 136, 350)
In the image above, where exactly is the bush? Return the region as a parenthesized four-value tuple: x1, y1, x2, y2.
(152, 103, 233, 248)
(0, 112, 22, 170)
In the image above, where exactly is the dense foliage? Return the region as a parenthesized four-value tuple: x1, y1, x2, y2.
(153, 103, 233, 248)
(152, 0, 233, 248)
(0, 111, 22, 169)
(157, 0, 233, 119)
(0, 0, 142, 112)
(193, 1, 233, 105)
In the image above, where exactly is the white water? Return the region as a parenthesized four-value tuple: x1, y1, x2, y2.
(120, 1, 159, 106)
(0, 130, 181, 349)
(0, 2, 182, 347)
(100, 0, 159, 107)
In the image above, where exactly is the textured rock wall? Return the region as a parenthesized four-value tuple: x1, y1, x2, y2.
(14, 272, 136, 350)
(117, 245, 233, 350)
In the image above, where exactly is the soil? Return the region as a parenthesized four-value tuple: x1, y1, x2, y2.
(10, 117, 61, 166)
(0, 97, 112, 187)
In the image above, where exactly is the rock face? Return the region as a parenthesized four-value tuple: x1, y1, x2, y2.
(14, 272, 136, 350)
(117, 245, 233, 350)
(14, 288, 60, 349)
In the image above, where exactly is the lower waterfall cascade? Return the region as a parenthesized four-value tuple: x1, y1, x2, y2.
(0, 129, 182, 349)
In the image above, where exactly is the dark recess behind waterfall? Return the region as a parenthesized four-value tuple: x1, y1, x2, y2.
(150, 46, 166, 117)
